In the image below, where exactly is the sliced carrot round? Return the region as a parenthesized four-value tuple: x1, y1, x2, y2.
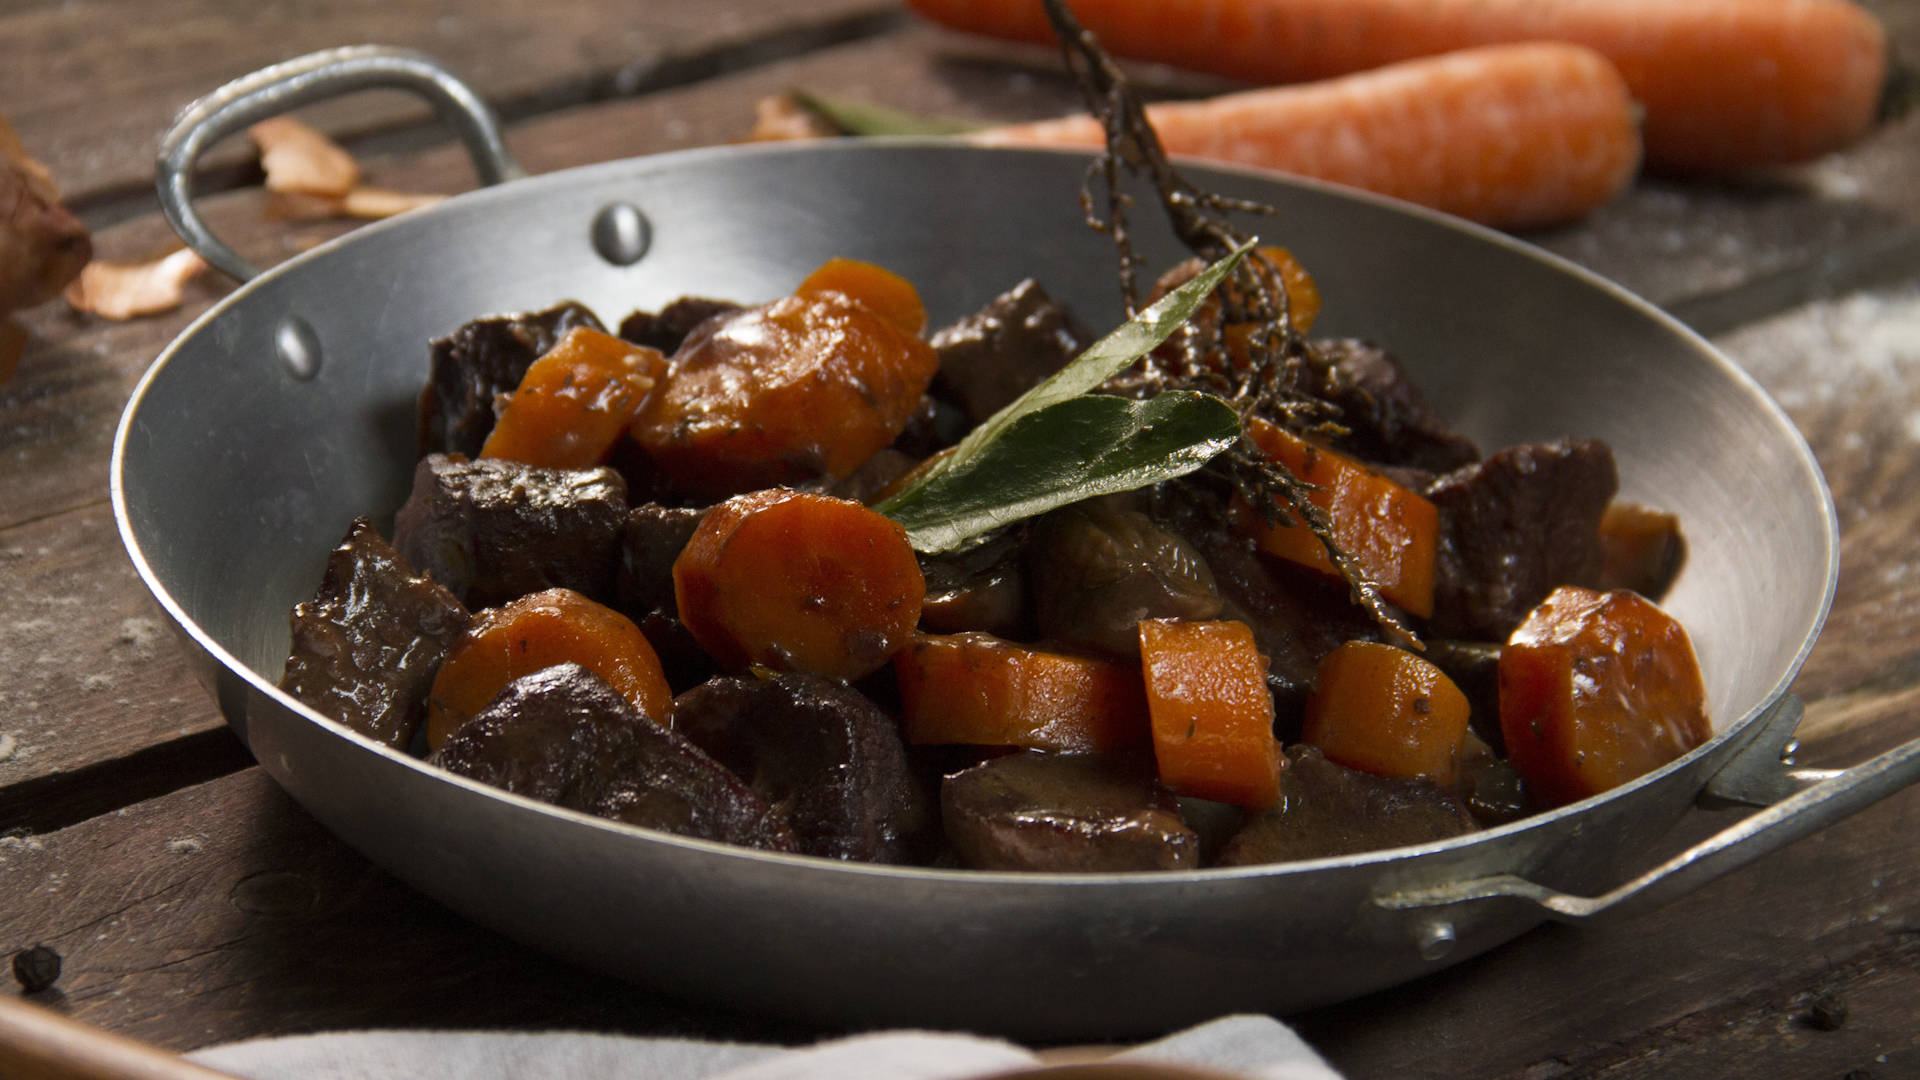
(1139, 618, 1282, 809)
(425, 587, 672, 748)
(894, 631, 1150, 753)
(480, 326, 665, 469)
(796, 256, 927, 336)
(1303, 640, 1471, 786)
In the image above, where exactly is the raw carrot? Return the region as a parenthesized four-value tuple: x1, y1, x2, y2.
(1302, 640, 1472, 786)
(912, 0, 1888, 174)
(1241, 417, 1438, 618)
(1139, 618, 1283, 809)
(1498, 584, 1711, 807)
(969, 42, 1640, 229)
(894, 631, 1151, 753)
(674, 489, 925, 680)
(479, 326, 665, 469)
(424, 587, 673, 749)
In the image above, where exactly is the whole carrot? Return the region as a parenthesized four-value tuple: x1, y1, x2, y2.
(971, 42, 1641, 229)
(908, 0, 1889, 173)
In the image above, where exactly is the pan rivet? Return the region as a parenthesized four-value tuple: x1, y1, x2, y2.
(592, 202, 651, 266)
(275, 316, 322, 381)
(1414, 919, 1456, 961)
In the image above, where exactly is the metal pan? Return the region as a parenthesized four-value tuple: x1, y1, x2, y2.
(113, 47, 1915, 1040)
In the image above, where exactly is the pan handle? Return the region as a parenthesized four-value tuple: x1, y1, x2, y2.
(1376, 694, 1920, 924)
(156, 45, 523, 282)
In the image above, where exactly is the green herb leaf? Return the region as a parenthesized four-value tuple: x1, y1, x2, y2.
(790, 90, 987, 137)
(878, 391, 1241, 553)
(875, 242, 1251, 552)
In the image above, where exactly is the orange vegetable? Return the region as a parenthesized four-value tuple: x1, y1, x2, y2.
(1590, 500, 1687, 600)
(969, 43, 1639, 229)
(1302, 641, 1472, 786)
(479, 326, 665, 469)
(1152, 246, 1321, 338)
(425, 587, 673, 749)
(1242, 417, 1438, 618)
(894, 631, 1151, 753)
(674, 489, 925, 680)
(1138, 618, 1282, 809)
(912, 0, 1888, 174)
(796, 256, 928, 336)
(1499, 585, 1711, 806)
(631, 282, 940, 499)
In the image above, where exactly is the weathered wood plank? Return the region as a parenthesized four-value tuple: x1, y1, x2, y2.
(0, 0, 900, 205)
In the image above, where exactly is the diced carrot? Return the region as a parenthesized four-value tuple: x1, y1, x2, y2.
(968, 42, 1640, 229)
(674, 489, 925, 680)
(796, 256, 927, 336)
(1138, 618, 1282, 809)
(424, 587, 673, 749)
(894, 631, 1151, 753)
(1242, 417, 1438, 618)
(479, 326, 665, 469)
(631, 288, 940, 499)
(1151, 246, 1321, 338)
(1590, 500, 1687, 600)
(912, 0, 1888, 175)
(1302, 640, 1472, 786)
(1499, 585, 1711, 806)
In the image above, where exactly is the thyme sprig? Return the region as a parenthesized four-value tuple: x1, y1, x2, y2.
(1038, 0, 1420, 648)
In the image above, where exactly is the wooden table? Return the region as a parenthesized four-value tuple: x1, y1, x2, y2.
(4, 3, 1918, 1076)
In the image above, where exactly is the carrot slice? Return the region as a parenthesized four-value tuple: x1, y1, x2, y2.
(1302, 640, 1472, 786)
(1242, 417, 1438, 618)
(425, 587, 672, 749)
(1139, 618, 1282, 809)
(674, 489, 924, 680)
(796, 256, 928, 336)
(631, 289, 940, 499)
(480, 326, 665, 469)
(1499, 585, 1711, 806)
(894, 631, 1150, 753)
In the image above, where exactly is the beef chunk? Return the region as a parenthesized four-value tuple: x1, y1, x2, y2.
(280, 518, 470, 749)
(1216, 746, 1477, 864)
(943, 751, 1199, 872)
(617, 296, 742, 355)
(393, 454, 627, 609)
(1426, 439, 1618, 639)
(1027, 498, 1223, 661)
(418, 302, 604, 457)
(430, 663, 794, 851)
(930, 279, 1089, 424)
(1305, 339, 1481, 473)
(615, 503, 704, 617)
(674, 673, 931, 863)
(918, 527, 1029, 639)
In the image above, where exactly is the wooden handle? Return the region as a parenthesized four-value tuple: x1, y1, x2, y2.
(0, 995, 237, 1080)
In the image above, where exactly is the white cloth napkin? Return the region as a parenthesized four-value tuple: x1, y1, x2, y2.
(187, 1014, 1341, 1079)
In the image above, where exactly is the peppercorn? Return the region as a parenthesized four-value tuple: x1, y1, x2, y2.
(11, 944, 60, 993)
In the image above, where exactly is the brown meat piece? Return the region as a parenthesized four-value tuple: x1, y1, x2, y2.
(616, 296, 742, 355)
(942, 751, 1198, 872)
(392, 454, 628, 609)
(430, 663, 795, 851)
(918, 527, 1029, 639)
(1027, 498, 1222, 661)
(1306, 339, 1481, 473)
(417, 301, 604, 457)
(1216, 746, 1477, 865)
(673, 673, 931, 863)
(930, 278, 1088, 424)
(1426, 439, 1618, 639)
(280, 518, 470, 749)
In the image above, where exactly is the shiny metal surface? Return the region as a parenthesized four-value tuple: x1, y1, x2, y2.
(111, 50, 1875, 1039)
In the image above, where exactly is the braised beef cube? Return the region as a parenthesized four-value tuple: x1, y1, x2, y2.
(1587, 500, 1688, 600)
(1306, 339, 1481, 473)
(280, 518, 470, 750)
(615, 503, 704, 617)
(418, 301, 604, 457)
(889, 394, 969, 459)
(943, 751, 1199, 872)
(1216, 746, 1477, 865)
(930, 278, 1089, 424)
(430, 663, 794, 851)
(1426, 439, 1618, 640)
(827, 447, 919, 506)
(617, 296, 743, 355)
(393, 454, 628, 608)
(919, 527, 1029, 639)
(1028, 498, 1222, 661)
(674, 673, 930, 863)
